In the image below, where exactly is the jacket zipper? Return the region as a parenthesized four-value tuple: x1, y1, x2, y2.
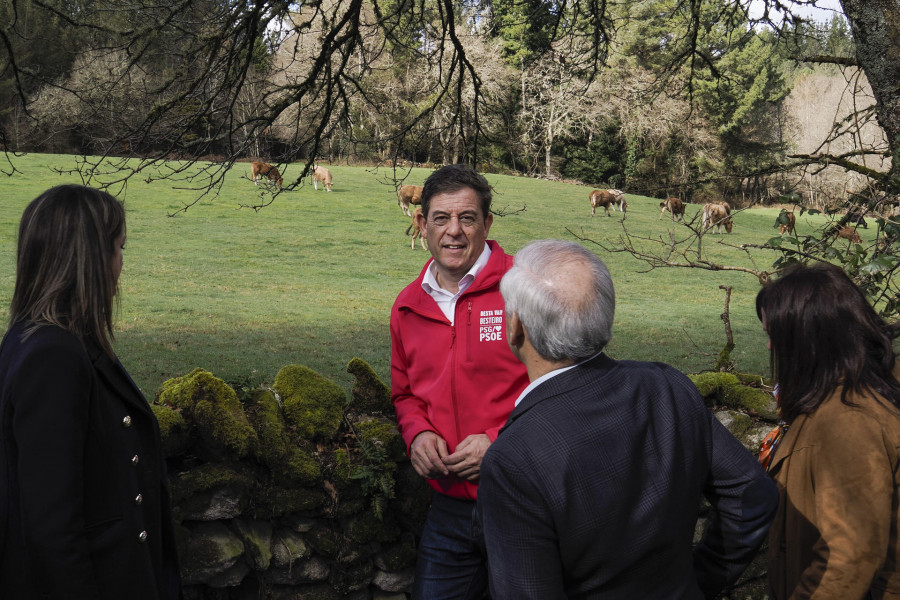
(466, 301, 473, 362)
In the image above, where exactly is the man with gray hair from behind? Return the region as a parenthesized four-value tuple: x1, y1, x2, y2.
(477, 239, 778, 600)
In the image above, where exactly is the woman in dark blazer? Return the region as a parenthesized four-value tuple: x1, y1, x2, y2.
(757, 262, 900, 599)
(0, 185, 181, 599)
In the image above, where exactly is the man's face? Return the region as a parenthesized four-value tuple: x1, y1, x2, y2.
(416, 187, 493, 292)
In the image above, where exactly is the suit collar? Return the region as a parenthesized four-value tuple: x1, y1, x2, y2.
(501, 352, 617, 434)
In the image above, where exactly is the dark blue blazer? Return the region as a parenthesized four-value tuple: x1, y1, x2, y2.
(0, 322, 181, 599)
(477, 353, 777, 600)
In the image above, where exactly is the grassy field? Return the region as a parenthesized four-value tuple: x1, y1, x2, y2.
(0, 154, 848, 397)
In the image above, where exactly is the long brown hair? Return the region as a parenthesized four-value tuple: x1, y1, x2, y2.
(9, 185, 126, 357)
(756, 262, 900, 422)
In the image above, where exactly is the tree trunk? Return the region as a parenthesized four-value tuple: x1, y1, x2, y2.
(841, 0, 900, 197)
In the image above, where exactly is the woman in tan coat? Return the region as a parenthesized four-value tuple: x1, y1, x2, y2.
(757, 262, 900, 599)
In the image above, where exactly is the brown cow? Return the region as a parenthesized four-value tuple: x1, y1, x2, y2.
(251, 161, 283, 187)
(837, 226, 862, 243)
(398, 184, 424, 217)
(405, 207, 426, 250)
(659, 197, 685, 220)
(590, 189, 619, 217)
(702, 202, 733, 234)
(312, 165, 333, 192)
(778, 210, 796, 235)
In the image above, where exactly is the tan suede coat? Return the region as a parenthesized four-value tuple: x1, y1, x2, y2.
(768, 387, 900, 599)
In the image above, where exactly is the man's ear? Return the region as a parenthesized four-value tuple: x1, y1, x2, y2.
(507, 312, 525, 349)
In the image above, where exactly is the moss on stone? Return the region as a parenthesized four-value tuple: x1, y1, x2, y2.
(332, 448, 352, 488)
(688, 372, 741, 401)
(689, 372, 778, 420)
(306, 524, 345, 558)
(169, 462, 255, 505)
(723, 411, 755, 440)
(250, 486, 326, 519)
(721, 385, 779, 420)
(353, 418, 406, 462)
(179, 521, 245, 582)
(346, 357, 392, 414)
(274, 365, 346, 442)
(246, 389, 322, 486)
(345, 509, 400, 545)
(232, 519, 273, 571)
(376, 533, 418, 571)
(156, 368, 259, 459)
(150, 403, 190, 458)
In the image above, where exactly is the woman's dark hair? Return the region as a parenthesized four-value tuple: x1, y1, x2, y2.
(10, 185, 126, 357)
(756, 261, 900, 422)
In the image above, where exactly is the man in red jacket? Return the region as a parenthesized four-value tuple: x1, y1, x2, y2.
(390, 164, 529, 599)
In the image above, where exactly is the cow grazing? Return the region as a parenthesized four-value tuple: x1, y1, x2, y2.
(398, 184, 424, 217)
(251, 161, 283, 187)
(312, 165, 333, 192)
(589, 189, 619, 217)
(405, 207, 426, 250)
(608, 189, 628, 213)
(778, 210, 796, 235)
(702, 202, 733, 234)
(837, 225, 862, 243)
(659, 197, 685, 220)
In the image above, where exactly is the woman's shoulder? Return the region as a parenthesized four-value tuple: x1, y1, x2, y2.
(2, 322, 89, 366)
(811, 389, 900, 442)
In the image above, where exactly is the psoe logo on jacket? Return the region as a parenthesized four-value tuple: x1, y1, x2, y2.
(479, 310, 504, 342)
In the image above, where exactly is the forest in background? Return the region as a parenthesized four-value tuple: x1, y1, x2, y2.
(2, 0, 900, 320)
(0, 0, 879, 208)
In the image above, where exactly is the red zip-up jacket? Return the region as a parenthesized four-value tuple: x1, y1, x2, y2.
(390, 240, 530, 501)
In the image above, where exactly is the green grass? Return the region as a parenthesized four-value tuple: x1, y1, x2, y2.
(0, 154, 848, 397)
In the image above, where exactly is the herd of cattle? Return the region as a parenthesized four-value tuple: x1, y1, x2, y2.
(599, 191, 737, 234)
(250, 161, 333, 192)
(246, 164, 870, 248)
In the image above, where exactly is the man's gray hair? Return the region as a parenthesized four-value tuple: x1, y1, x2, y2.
(501, 240, 615, 362)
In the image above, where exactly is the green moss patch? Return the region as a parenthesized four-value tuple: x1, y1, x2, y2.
(157, 368, 259, 459)
(353, 418, 406, 462)
(274, 365, 346, 442)
(151, 403, 190, 458)
(688, 372, 777, 419)
(346, 357, 392, 414)
(246, 389, 322, 486)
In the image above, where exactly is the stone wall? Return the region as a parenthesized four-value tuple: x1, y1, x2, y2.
(150, 361, 778, 599)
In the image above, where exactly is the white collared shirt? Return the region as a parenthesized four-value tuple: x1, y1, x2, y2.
(421, 243, 492, 324)
(514, 350, 605, 406)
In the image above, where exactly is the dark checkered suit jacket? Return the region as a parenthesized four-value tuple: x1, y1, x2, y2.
(477, 353, 777, 599)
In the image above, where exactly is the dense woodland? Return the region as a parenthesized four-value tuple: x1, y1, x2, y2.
(2, 0, 900, 317)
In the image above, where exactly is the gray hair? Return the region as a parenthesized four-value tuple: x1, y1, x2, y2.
(501, 240, 615, 362)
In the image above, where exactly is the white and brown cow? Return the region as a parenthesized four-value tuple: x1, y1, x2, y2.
(405, 207, 426, 250)
(312, 165, 333, 192)
(590, 189, 619, 217)
(659, 197, 685, 220)
(702, 202, 733, 234)
(251, 161, 283, 187)
(608, 189, 628, 213)
(398, 184, 424, 217)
